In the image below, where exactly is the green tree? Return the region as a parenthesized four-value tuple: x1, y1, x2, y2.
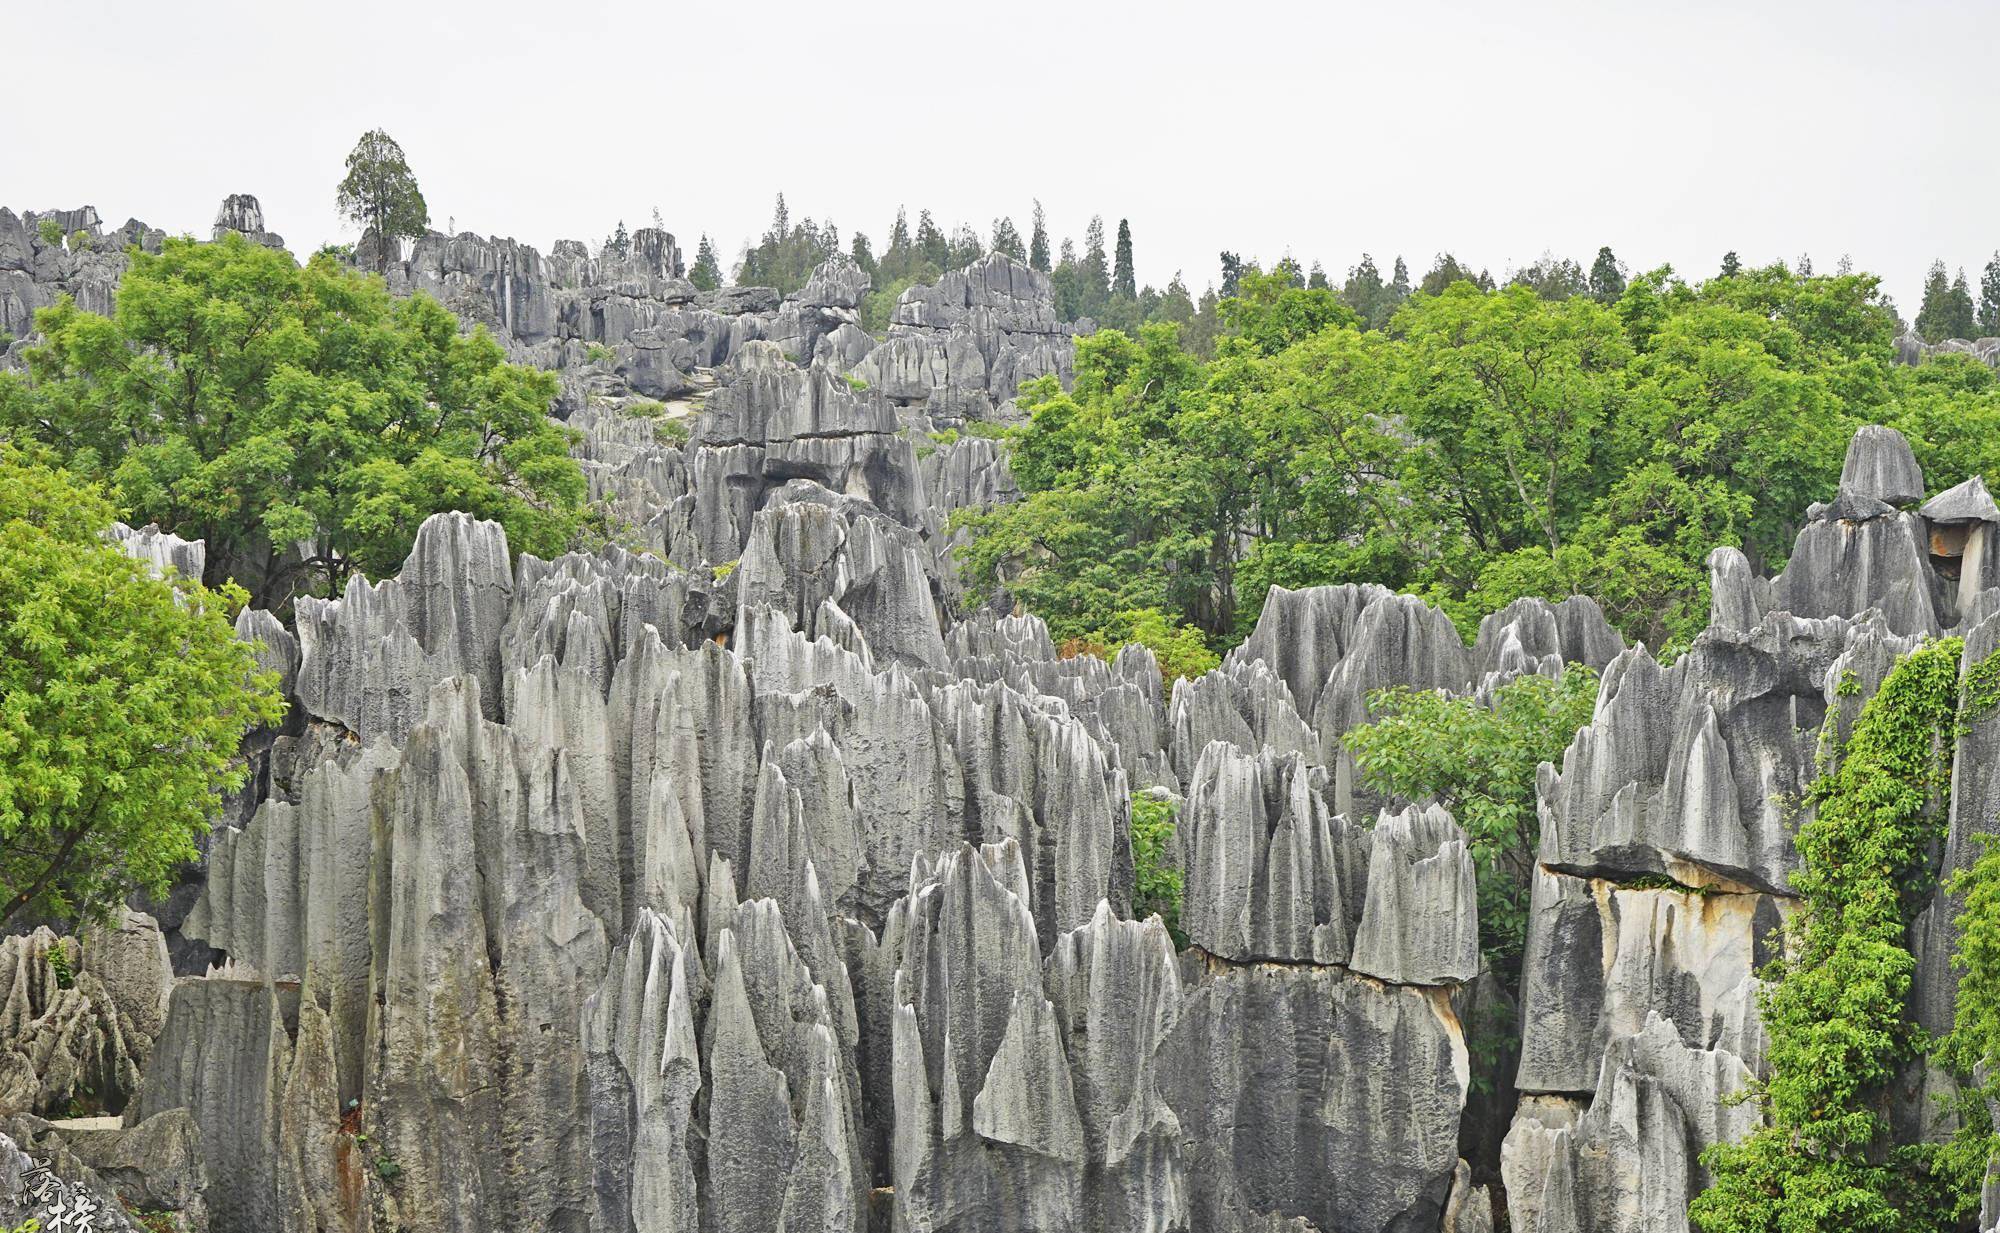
(1420, 252, 1491, 296)
(1588, 245, 1626, 302)
(335, 129, 429, 273)
(1129, 791, 1184, 944)
(1916, 259, 1956, 342)
(7, 234, 586, 605)
(1080, 216, 1111, 318)
(992, 216, 1025, 262)
(1345, 667, 1599, 983)
(916, 210, 947, 270)
(1113, 218, 1136, 299)
(1218, 252, 1247, 298)
(849, 231, 876, 277)
(1029, 200, 1051, 273)
(689, 234, 723, 291)
(1978, 253, 2000, 337)
(1947, 268, 1979, 340)
(1719, 250, 1742, 279)
(0, 447, 286, 928)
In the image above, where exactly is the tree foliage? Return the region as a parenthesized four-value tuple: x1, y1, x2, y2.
(0, 447, 285, 928)
(2, 234, 585, 605)
(689, 234, 723, 291)
(959, 258, 1925, 653)
(336, 129, 429, 273)
(1345, 667, 1599, 982)
(1129, 790, 1184, 945)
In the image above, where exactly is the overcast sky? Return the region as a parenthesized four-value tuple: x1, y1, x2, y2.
(12, 0, 1998, 311)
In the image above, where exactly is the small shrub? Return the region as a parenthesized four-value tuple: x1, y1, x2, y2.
(585, 343, 613, 364)
(36, 217, 62, 246)
(842, 373, 868, 392)
(68, 230, 90, 253)
(655, 418, 689, 446)
(45, 938, 75, 989)
(962, 419, 1013, 440)
(1088, 609, 1219, 682)
(712, 559, 739, 581)
(1130, 791, 1184, 946)
(624, 399, 667, 417)
(927, 428, 961, 447)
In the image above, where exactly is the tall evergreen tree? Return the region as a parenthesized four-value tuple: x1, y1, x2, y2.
(1916, 260, 1955, 342)
(689, 234, 723, 291)
(1588, 246, 1626, 302)
(1113, 219, 1136, 299)
(1719, 251, 1742, 279)
(1029, 200, 1051, 273)
(1390, 256, 1411, 299)
(887, 207, 912, 256)
(1308, 261, 1329, 290)
(336, 128, 430, 273)
(1979, 252, 2000, 336)
(1343, 254, 1387, 327)
(947, 223, 983, 269)
(1081, 216, 1111, 314)
(1948, 268, 1978, 339)
(992, 217, 1026, 262)
(1219, 251, 1246, 298)
(916, 210, 947, 269)
(850, 231, 876, 277)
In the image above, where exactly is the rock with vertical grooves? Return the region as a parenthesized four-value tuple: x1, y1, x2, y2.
(1157, 961, 1468, 1233)
(1350, 804, 1481, 986)
(1502, 1014, 1759, 1233)
(1178, 743, 1360, 965)
(295, 512, 514, 743)
(135, 978, 293, 1232)
(1046, 902, 1186, 1233)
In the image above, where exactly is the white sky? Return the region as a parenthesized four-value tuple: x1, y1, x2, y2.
(9, 0, 1997, 312)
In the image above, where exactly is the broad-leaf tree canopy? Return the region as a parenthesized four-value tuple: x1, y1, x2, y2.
(2, 233, 586, 607)
(0, 446, 285, 928)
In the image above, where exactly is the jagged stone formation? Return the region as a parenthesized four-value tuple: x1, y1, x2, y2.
(9, 197, 2000, 1232)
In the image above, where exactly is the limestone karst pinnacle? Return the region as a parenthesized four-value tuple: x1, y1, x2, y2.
(6, 196, 2000, 1233)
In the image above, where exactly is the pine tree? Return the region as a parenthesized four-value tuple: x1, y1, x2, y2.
(1081, 216, 1110, 315)
(1308, 262, 1329, 290)
(1916, 260, 1953, 342)
(689, 234, 723, 291)
(1029, 200, 1051, 273)
(1949, 268, 1978, 339)
(1113, 219, 1136, 299)
(888, 207, 911, 256)
(770, 194, 790, 242)
(947, 223, 983, 269)
(1390, 256, 1411, 299)
(992, 217, 1026, 262)
(1720, 251, 1742, 279)
(916, 210, 946, 270)
(1219, 251, 1246, 298)
(1343, 254, 1386, 327)
(850, 232, 876, 277)
(1588, 246, 1625, 303)
(1979, 253, 2000, 336)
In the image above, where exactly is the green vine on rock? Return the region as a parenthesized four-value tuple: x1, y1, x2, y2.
(1694, 638, 1988, 1232)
